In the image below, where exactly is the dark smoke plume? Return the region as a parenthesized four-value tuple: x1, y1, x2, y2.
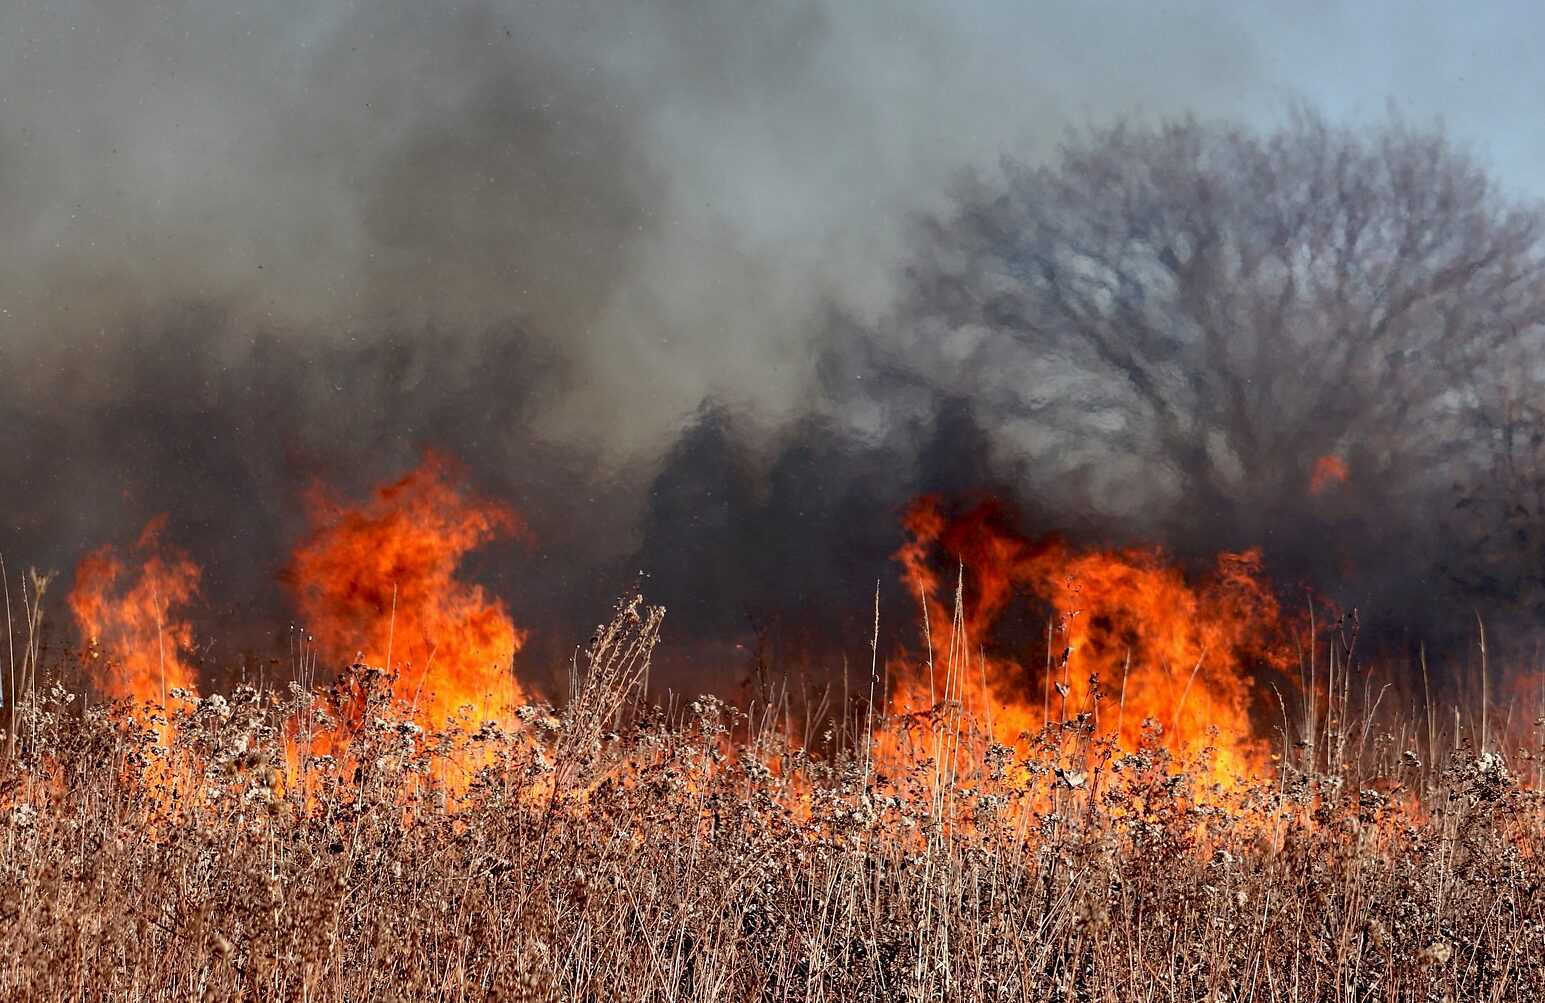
(8, 1, 1545, 694)
(0, 0, 1079, 688)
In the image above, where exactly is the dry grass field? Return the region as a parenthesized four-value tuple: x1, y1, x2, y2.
(11, 16, 1545, 1002)
(1, 587, 1540, 1003)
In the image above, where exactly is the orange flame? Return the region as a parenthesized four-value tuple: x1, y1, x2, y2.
(1309, 454, 1349, 495)
(895, 497, 1291, 781)
(285, 453, 529, 728)
(68, 516, 201, 710)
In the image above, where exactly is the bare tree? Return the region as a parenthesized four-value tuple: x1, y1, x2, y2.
(1441, 371, 1545, 616)
(886, 111, 1545, 555)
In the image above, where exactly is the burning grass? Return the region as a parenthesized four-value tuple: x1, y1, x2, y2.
(1, 465, 1541, 1000)
(0, 594, 1541, 1002)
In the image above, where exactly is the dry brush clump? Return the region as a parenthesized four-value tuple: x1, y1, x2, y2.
(0, 597, 1541, 1002)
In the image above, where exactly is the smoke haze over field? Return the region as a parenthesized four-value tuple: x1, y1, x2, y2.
(8, 1, 1545, 683)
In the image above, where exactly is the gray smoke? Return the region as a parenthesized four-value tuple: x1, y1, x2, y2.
(8, 1, 1545, 686)
(1, 0, 998, 455)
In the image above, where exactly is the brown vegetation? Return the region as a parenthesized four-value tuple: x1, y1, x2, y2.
(1, 591, 1540, 1002)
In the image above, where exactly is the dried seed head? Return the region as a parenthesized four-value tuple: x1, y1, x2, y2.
(1418, 940, 1452, 966)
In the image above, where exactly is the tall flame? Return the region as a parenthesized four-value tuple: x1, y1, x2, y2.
(286, 453, 528, 727)
(68, 516, 201, 709)
(896, 497, 1291, 780)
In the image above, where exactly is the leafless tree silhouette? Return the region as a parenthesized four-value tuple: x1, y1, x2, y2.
(891, 112, 1545, 559)
(1442, 372, 1545, 615)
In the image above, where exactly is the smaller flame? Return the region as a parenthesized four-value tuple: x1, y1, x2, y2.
(1309, 454, 1349, 495)
(68, 516, 201, 711)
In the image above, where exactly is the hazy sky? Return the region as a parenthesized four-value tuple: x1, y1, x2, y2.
(3, 0, 1543, 456)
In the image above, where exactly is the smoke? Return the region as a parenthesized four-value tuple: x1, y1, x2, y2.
(0, 0, 1215, 670)
(8, 1, 1545, 688)
(1, 1, 1008, 453)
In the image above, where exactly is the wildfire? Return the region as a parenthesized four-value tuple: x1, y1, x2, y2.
(67, 516, 201, 711)
(894, 497, 1292, 781)
(59, 459, 1305, 799)
(285, 453, 529, 728)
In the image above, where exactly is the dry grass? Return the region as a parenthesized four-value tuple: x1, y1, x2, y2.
(0, 595, 1541, 1002)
